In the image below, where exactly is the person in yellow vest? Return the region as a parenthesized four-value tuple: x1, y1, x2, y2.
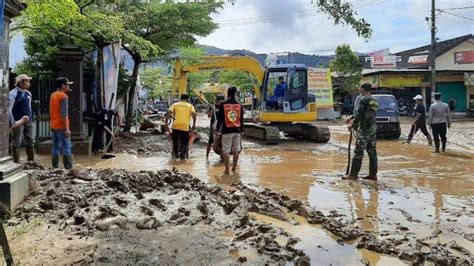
(165, 94, 197, 160)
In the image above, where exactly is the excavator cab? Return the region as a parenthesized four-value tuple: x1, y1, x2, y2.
(262, 65, 311, 112)
(258, 64, 317, 123)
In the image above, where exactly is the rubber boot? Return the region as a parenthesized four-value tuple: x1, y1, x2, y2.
(52, 155, 59, 168)
(441, 141, 446, 153)
(406, 135, 413, 144)
(343, 158, 362, 180)
(427, 135, 433, 146)
(433, 142, 440, 153)
(363, 159, 378, 180)
(26, 147, 35, 162)
(63, 155, 73, 170)
(12, 148, 20, 163)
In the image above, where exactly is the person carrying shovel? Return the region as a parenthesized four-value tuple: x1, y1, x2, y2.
(343, 83, 378, 181)
(165, 94, 197, 160)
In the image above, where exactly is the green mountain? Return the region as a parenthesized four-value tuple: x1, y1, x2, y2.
(199, 45, 334, 67)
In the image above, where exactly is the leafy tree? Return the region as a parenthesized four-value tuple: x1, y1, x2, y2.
(330, 44, 362, 92)
(219, 70, 256, 93)
(139, 66, 172, 99)
(120, 2, 221, 131)
(315, 0, 372, 38)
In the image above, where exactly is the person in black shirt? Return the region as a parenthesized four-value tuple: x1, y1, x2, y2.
(448, 96, 456, 117)
(406, 95, 432, 146)
(92, 109, 120, 153)
(206, 94, 225, 159)
(217, 87, 244, 175)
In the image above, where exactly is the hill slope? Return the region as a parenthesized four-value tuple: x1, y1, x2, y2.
(199, 45, 334, 67)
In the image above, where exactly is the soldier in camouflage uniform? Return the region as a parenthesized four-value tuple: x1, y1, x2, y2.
(344, 83, 379, 181)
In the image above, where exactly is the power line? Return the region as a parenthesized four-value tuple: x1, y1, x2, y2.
(216, 0, 390, 27)
(249, 1, 395, 50)
(436, 9, 474, 22)
(254, 18, 427, 54)
(438, 13, 474, 24)
(438, 6, 474, 11)
(216, 10, 313, 23)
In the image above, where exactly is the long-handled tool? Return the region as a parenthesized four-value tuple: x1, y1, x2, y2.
(101, 131, 116, 159)
(101, 94, 117, 160)
(346, 129, 353, 176)
(0, 222, 13, 266)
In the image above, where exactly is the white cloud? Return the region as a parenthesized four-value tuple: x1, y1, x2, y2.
(198, 0, 474, 54)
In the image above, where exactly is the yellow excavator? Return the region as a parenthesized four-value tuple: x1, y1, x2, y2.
(192, 83, 228, 105)
(171, 55, 330, 144)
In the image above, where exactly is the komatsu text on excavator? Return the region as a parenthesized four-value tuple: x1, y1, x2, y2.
(172, 55, 330, 144)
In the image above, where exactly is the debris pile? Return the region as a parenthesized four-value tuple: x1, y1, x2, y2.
(15, 167, 308, 263)
(14, 165, 473, 264)
(139, 115, 167, 134)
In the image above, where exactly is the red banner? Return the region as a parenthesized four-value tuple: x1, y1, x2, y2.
(454, 50, 474, 64)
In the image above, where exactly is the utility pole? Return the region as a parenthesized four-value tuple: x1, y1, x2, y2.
(430, 0, 437, 93)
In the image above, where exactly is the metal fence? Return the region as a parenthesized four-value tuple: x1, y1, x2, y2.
(31, 73, 55, 142)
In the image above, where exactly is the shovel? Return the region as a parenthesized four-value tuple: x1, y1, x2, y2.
(101, 95, 117, 160)
(101, 138, 115, 159)
(101, 127, 119, 159)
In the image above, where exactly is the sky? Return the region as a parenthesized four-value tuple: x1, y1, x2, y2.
(197, 0, 474, 55)
(9, 0, 474, 68)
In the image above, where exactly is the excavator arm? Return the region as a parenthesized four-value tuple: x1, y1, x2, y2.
(171, 56, 265, 99)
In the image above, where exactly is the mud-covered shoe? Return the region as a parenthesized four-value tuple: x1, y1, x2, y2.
(362, 175, 377, 181)
(427, 136, 433, 146)
(342, 175, 358, 180)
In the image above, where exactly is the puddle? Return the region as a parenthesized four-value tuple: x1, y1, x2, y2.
(31, 121, 474, 263)
(250, 212, 405, 265)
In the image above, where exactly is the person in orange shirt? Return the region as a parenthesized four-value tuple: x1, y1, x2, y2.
(50, 77, 74, 169)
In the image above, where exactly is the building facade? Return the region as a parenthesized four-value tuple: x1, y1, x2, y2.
(361, 34, 474, 113)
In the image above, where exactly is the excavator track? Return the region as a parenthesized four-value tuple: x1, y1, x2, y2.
(299, 123, 331, 143)
(243, 123, 280, 145)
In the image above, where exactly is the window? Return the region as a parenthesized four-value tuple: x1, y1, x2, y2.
(288, 70, 307, 92)
(266, 71, 287, 96)
(376, 96, 397, 111)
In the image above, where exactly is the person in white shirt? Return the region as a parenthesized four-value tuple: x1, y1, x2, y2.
(427, 93, 451, 153)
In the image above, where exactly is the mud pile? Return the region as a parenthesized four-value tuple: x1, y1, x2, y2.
(114, 132, 171, 156)
(114, 131, 205, 157)
(15, 167, 308, 263)
(15, 165, 472, 264)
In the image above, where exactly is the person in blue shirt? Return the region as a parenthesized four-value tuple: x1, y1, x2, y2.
(274, 76, 286, 99)
(268, 76, 286, 110)
(9, 74, 34, 163)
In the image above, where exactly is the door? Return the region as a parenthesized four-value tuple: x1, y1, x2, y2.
(284, 68, 308, 113)
(437, 82, 466, 112)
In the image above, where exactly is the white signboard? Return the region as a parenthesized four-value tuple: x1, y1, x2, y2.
(408, 55, 428, 65)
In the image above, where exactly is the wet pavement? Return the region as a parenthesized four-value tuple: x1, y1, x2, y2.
(30, 120, 474, 265)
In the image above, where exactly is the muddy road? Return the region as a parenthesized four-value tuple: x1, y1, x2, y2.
(7, 118, 474, 265)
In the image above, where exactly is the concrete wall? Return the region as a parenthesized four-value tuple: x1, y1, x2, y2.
(468, 85, 474, 109)
(436, 39, 474, 71)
